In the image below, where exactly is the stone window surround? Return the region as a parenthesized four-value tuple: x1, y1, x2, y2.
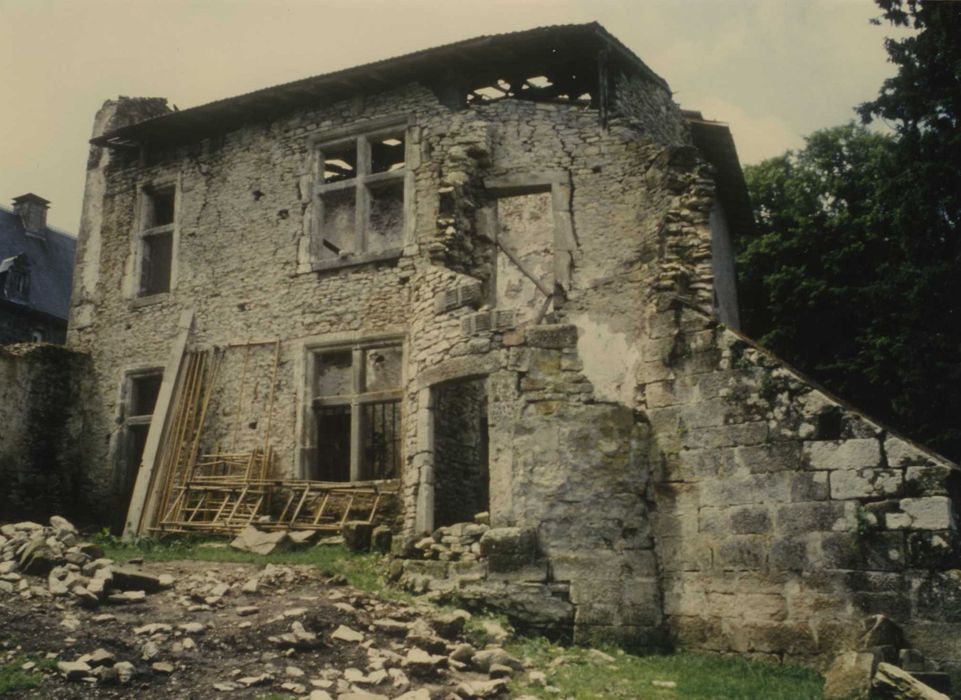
(122, 367, 164, 423)
(294, 330, 407, 481)
(125, 176, 181, 306)
(479, 171, 576, 313)
(303, 115, 417, 274)
(409, 352, 503, 534)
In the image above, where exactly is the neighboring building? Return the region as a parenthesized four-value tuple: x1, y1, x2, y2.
(66, 24, 959, 679)
(0, 194, 77, 344)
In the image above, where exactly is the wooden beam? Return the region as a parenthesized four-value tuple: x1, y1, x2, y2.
(598, 46, 610, 128)
(123, 309, 194, 537)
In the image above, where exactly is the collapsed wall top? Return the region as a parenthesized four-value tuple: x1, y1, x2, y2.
(90, 23, 667, 149)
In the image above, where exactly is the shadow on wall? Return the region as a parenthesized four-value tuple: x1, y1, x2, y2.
(0, 344, 97, 526)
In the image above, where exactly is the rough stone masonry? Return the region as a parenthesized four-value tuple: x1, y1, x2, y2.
(25, 21, 958, 685)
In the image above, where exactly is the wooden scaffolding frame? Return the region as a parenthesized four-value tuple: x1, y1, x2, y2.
(136, 337, 397, 538)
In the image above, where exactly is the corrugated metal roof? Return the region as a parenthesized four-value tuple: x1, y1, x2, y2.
(92, 22, 668, 148)
(686, 115, 756, 240)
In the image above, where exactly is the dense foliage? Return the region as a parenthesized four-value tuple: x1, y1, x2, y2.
(738, 1, 961, 460)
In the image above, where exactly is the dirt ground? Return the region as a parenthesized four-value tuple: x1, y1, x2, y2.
(0, 558, 513, 699)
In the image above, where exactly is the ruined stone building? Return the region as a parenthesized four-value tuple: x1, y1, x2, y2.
(43, 22, 961, 680)
(0, 194, 76, 344)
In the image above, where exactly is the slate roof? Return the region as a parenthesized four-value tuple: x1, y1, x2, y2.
(0, 206, 76, 320)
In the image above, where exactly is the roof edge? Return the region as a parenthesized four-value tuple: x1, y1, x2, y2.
(0, 205, 77, 240)
(91, 23, 670, 148)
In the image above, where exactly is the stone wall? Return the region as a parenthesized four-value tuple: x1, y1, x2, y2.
(638, 307, 961, 678)
(0, 344, 95, 524)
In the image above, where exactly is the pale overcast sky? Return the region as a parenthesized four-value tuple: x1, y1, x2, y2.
(0, 0, 903, 233)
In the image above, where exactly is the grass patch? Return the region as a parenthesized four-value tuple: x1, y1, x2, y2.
(95, 533, 405, 600)
(507, 638, 824, 700)
(0, 655, 57, 696)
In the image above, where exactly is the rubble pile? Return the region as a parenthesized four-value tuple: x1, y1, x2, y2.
(406, 513, 490, 563)
(822, 614, 953, 699)
(0, 516, 558, 699)
(0, 516, 171, 607)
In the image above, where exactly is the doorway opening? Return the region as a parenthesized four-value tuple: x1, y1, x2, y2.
(433, 377, 490, 528)
(116, 370, 162, 533)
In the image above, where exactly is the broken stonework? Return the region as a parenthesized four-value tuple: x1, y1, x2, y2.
(873, 662, 950, 700)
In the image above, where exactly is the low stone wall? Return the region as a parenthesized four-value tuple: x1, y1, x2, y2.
(0, 344, 95, 524)
(640, 308, 961, 680)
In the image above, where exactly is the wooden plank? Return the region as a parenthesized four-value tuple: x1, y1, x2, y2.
(598, 45, 610, 128)
(124, 309, 194, 537)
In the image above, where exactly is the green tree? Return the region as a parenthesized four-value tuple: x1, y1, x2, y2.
(738, 0, 961, 460)
(739, 126, 913, 437)
(858, 0, 961, 266)
(857, 0, 961, 460)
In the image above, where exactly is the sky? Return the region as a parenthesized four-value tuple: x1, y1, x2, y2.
(0, 0, 905, 233)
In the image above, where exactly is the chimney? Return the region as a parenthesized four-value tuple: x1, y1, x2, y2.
(12, 193, 50, 236)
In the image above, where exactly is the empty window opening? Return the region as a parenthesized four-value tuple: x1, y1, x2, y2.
(130, 372, 162, 416)
(370, 135, 405, 174)
(138, 185, 176, 296)
(116, 370, 162, 533)
(140, 230, 173, 295)
(323, 142, 358, 184)
(466, 72, 595, 107)
(310, 342, 402, 481)
(433, 377, 489, 528)
(314, 129, 406, 265)
(146, 187, 175, 227)
(316, 405, 352, 482)
(119, 425, 150, 532)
